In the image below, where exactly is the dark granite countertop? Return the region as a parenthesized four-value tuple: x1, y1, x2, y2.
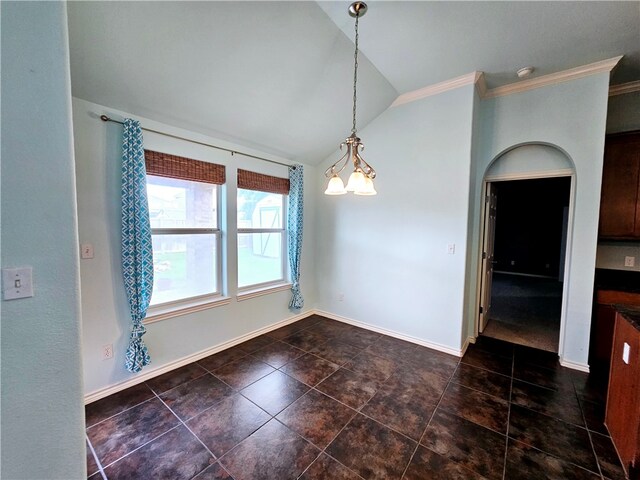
(595, 268, 640, 294)
(615, 304, 640, 332)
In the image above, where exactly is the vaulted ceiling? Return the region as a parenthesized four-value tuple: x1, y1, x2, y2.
(67, 1, 640, 164)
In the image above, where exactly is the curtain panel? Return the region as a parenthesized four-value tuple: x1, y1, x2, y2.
(121, 119, 154, 373)
(288, 165, 304, 309)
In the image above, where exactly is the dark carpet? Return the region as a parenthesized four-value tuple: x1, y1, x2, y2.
(483, 272, 562, 352)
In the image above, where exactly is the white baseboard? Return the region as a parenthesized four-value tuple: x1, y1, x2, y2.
(559, 358, 590, 373)
(86, 305, 592, 404)
(461, 336, 475, 356)
(84, 310, 313, 404)
(314, 309, 465, 357)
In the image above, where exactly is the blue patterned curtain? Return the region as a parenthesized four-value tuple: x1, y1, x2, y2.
(121, 119, 154, 373)
(288, 165, 304, 309)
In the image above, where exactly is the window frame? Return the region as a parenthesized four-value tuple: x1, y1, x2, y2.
(145, 176, 226, 322)
(236, 189, 289, 294)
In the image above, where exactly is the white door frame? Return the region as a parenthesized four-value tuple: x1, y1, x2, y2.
(474, 169, 576, 356)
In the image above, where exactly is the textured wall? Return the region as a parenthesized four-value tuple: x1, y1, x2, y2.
(473, 74, 611, 367)
(1, 2, 86, 478)
(315, 85, 476, 353)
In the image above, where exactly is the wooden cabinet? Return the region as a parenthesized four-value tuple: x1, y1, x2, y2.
(606, 308, 640, 478)
(599, 132, 640, 239)
(591, 290, 640, 372)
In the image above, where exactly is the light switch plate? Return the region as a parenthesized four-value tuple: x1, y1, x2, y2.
(2, 267, 34, 300)
(624, 256, 636, 267)
(447, 244, 455, 254)
(623, 342, 630, 364)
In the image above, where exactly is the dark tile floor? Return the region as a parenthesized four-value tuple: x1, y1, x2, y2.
(85, 315, 625, 480)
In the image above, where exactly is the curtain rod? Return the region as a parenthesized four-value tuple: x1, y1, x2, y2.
(99, 115, 295, 169)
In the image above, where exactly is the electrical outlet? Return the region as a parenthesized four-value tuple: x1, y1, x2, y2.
(102, 344, 113, 360)
(625, 256, 636, 267)
(81, 244, 94, 259)
(623, 342, 630, 364)
(338, 293, 344, 302)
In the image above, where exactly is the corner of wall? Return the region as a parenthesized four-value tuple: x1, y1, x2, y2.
(1, 2, 86, 478)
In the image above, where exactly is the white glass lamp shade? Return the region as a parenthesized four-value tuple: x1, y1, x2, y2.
(345, 170, 366, 192)
(324, 175, 347, 195)
(354, 176, 377, 195)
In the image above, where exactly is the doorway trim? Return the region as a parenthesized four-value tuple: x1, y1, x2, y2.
(474, 168, 576, 357)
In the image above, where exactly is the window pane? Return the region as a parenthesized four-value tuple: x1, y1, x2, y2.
(238, 232, 284, 288)
(237, 189, 283, 229)
(147, 175, 217, 229)
(150, 234, 217, 305)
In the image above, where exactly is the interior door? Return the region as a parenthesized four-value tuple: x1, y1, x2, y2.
(479, 183, 497, 333)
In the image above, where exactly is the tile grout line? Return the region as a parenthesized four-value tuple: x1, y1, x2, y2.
(152, 392, 219, 468)
(179, 329, 370, 475)
(575, 376, 606, 479)
(509, 402, 595, 433)
(501, 348, 515, 480)
(93, 320, 593, 479)
(97, 424, 183, 472)
(285, 344, 427, 478)
(84, 321, 411, 478)
(308, 381, 424, 445)
(298, 396, 363, 479)
(400, 358, 462, 479)
(86, 434, 107, 480)
(86, 394, 156, 430)
(459, 358, 512, 377)
(146, 364, 210, 394)
(151, 390, 263, 480)
(505, 351, 605, 478)
(190, 343, 315, 467)
(448, 377, 512, 403)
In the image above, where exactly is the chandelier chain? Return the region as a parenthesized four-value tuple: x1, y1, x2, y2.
(352, 13, 359, 135)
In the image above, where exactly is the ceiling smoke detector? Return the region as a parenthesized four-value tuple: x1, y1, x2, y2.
(517, 66, 535, 78)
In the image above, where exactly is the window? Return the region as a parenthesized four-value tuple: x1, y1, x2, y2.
(237, 169, 290, 291)
(144, 150, 225, 312)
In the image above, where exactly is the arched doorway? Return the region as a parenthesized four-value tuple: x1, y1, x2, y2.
(477, 144, 575, 353)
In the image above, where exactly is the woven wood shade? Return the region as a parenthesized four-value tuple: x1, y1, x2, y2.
(145, 150, 225, 185)
(238, 169, 290, 194)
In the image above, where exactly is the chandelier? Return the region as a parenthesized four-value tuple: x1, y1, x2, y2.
(324, 2, 377, 196)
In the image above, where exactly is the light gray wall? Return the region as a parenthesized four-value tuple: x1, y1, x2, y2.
(1, 2, 86, 478)
(315, 85, 476, 353)
(472, 74, 611, 367)
(73, 98, 318, 395)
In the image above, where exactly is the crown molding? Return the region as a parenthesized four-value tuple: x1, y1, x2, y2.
(609, 80, 640, 97)
(391, 71, 483, 107)
(475, 72, 488, 99)
(390, 56, 624, 107)
(484, 56, 623, 99)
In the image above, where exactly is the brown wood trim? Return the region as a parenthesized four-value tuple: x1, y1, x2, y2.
(145, 150, 225, 185)
(605, 312, 640, 477)
(597, 290, 640, 306)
